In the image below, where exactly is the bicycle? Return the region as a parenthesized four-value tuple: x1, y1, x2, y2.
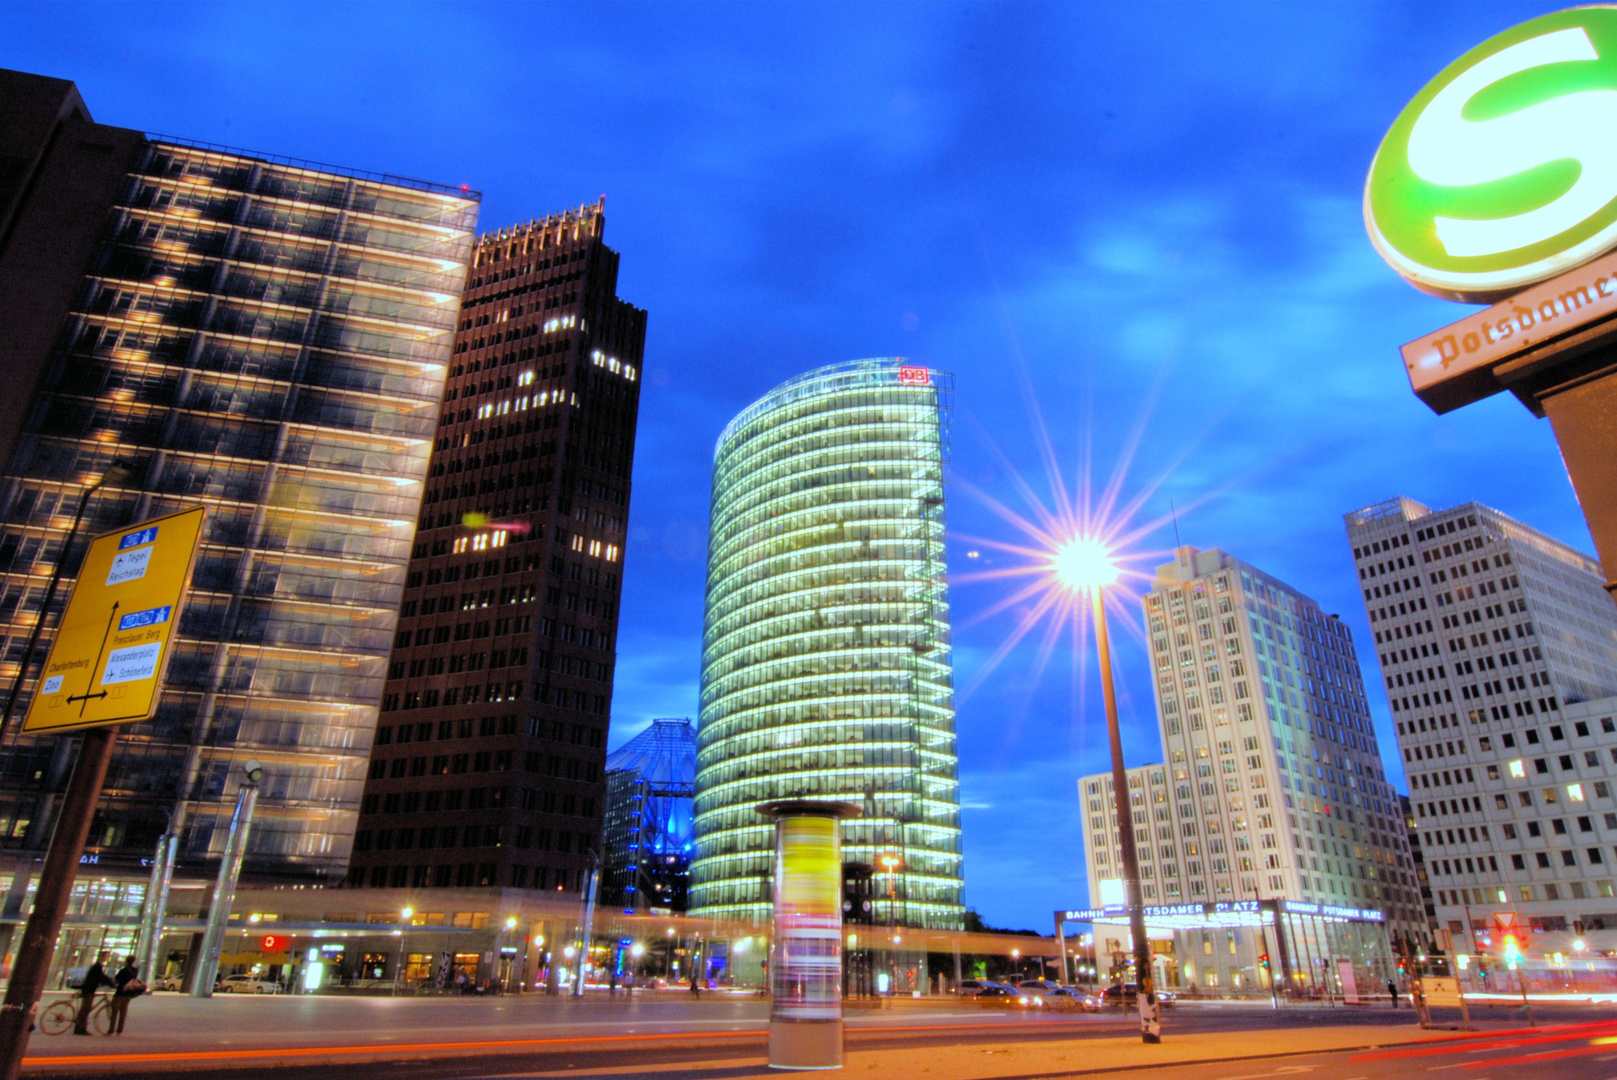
(37, 992, 112, 1036)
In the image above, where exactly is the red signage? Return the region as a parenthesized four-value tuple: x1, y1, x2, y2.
(897, 366, 930, 386)
(1492, 912, 1519, 935)
(261, 934, 290, 952)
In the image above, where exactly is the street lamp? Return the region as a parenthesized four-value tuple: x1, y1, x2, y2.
(0, 459, 135, 740)
(878, 852, 903, 994)
(1053, 535, 1161, 1043)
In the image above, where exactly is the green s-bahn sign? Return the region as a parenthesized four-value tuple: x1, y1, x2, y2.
(1366, 6, 1617, 302)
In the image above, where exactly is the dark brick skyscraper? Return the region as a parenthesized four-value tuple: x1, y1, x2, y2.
(348, 200, 646, 893)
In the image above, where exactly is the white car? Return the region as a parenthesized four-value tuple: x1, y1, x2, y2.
(219, 974, 279, 994)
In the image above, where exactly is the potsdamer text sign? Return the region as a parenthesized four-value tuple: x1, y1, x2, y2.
(22, 506, 205, 733)
(1401, 248, 1617, 412)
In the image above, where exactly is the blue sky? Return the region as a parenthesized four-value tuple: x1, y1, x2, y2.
(3, 0, 1590, 930)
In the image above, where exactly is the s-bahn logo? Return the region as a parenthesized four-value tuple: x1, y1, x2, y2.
(1366, 7, 1617, 302)
(897, 366, 930, 385)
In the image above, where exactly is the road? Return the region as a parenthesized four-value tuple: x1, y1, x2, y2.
(16, 992, 1615, 1078)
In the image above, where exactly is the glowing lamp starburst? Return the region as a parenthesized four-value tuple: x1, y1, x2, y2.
(1052, 536, 1119, 592)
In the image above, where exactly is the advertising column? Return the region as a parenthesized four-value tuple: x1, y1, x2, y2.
(758, 800, 860, 1071)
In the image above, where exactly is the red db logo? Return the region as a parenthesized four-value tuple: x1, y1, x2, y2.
(261, 934, 290, 952)
(897, 366, 930, 386)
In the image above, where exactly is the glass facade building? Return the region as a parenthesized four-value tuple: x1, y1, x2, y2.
(602, 718, 696, 911)
(691, 359, 963, 930)
(0, 84, 479, 886)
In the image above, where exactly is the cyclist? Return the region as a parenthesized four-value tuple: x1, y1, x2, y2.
(75, 950, 113, 1035)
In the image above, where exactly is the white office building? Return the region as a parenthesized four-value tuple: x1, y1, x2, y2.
(1077, 546, 1423, 995)
(1346, 497, 1617, 958)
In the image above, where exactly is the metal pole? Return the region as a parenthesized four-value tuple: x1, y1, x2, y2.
(1056, 916, 1072, 985)
(190, 776, 259, 997)
(133, 831, 170, 982)
(148, 833, 177, 980)
(1093, 587, 1160, 1043)
(572, 853, 598, 997)
(0, 728, 117, 1080)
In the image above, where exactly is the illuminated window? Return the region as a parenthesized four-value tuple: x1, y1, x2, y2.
(1508, 759, 1526, 778)
(453, 537, 469, 554)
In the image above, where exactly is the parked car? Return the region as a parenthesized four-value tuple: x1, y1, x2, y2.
(149, 974, 181, 992)
(974, 984, 1016, 1004)
(1101, 983, 1176, 1008)
(218, 973, 279, 994)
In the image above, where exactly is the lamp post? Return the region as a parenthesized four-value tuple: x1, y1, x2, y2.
(879, 852, 902, 994)
(0, 460, 134, 741)
(1054, 536, 1161, 1043)
(393, 907, 414, 995)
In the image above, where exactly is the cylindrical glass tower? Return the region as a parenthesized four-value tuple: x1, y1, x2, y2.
(691, 358, 963, 931)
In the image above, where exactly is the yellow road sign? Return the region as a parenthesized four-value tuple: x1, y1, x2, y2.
(22, 506, 206, 733)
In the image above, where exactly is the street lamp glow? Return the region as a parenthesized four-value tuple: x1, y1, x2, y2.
(505, 916, 518, 930)
(400, 907, 413, 920)
(1052, 536, 1119, 592)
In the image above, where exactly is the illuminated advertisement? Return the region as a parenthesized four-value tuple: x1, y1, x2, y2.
(772, 813, 843, 1022)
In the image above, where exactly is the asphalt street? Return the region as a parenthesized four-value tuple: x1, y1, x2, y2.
(15, 993, 1613, 1079)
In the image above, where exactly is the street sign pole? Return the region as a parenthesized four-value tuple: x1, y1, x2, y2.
(0, 727, 117, 1080)
(0, 507, 202, 1077)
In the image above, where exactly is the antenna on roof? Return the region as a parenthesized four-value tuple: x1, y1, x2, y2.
(1170, 498, 1182, 549)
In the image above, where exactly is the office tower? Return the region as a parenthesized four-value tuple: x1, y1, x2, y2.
(602, 718, 696, 912)
(690, 359, 963, 932)
(1346, 497, 1617, 950)
(1078, 546, 1425, 992)
(347, 203, 645, 893)
(0, 70, 478, 890)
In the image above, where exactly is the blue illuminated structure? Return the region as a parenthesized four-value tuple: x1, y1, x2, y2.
(603, 719, 696, 912)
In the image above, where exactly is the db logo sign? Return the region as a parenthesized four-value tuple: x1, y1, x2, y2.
(897, 366, 930, 386)
(261, 934, 290, 952)
(1366, 8, 1617, 301)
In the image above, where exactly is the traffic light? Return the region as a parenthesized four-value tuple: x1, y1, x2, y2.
(1502, 934, 1522, 966)
(1258, 954, 1271, 970)
(1396, 957, 1407, 975)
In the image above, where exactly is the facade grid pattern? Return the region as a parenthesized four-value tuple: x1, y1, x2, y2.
(0, 139, 479, 877)
(1081, 546, 1425, 990)
(691, 359, 963, 930)
(1346, 497, 1617, 947)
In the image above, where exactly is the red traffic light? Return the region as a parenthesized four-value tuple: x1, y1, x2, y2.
(1258, 953, 1270, 967)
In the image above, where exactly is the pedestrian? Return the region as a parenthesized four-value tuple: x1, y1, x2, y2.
(1387, 978, 1398, 1008)
(74, 950, 113, 1035)
(109, 956, 144, 1035)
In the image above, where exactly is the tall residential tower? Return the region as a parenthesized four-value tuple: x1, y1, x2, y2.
(691, 359, 963, 931)
(346, 203, 646, 893)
